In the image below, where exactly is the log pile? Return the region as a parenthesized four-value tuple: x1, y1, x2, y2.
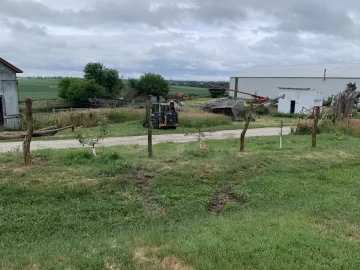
(0, 126, 73, 140)
(333, 82, 360, 122)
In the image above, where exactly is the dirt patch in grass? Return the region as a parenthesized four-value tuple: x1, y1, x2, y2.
(161, 256, 196, 270)
(133, 246, 195, 270)
(0, 162, 46, 175)
(145, 202, 167, 216)
(193, 164, 222, 182)
(125, 168, 156, 187)
(104, 261, 122, 270)
(291, 151, 354, 162)
(207, 191, 248, 214)
(315, 220, 360, 244)
(65, 178, 99, 186)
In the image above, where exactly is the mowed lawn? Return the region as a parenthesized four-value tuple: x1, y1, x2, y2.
(17, 79, 211, 101)
(1, 134, 360, 269)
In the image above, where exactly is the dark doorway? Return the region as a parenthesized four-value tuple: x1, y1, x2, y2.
(0, 97, 4, 126)
(290, 100, 296, 114)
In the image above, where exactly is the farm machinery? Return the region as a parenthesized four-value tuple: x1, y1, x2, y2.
(202, 85, 284, 121)
(142, 101, 179, 129)
(208, 85, 270, 103)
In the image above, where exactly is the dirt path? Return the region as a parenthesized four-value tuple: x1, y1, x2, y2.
(0, 127, 291, 153)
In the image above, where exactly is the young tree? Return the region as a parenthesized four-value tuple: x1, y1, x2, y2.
(77, 115, 109, 156)
(192, 119, 206, 150)
(137, 73, 170, 97)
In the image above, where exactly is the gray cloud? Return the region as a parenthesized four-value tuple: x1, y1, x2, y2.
(1, 0, 360, 79)
(0, 0, 248, 28)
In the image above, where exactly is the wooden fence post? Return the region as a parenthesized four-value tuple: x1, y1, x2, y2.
(146, 98, 153, 158)
(23, 98, 33, 165)
(312, 106, 320, 148)
(240, 103, 253, 152)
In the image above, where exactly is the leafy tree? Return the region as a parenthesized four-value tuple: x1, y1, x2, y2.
(84, 62, 105, 85)
(103, 68, 124, 97)
(84, 62, 124, 98)
(58, 78, 106, 103)
(127, 78, 139, 89)
(58, 77, 74, 100)
(137, 73, 170, 97)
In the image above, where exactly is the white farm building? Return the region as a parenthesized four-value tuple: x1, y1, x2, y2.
(0, 58, 23, 129)
(277, 88, 324, 114)
(229, 64, 360, 108)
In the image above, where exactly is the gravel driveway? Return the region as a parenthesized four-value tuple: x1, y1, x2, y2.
(0, 127, 291, 153)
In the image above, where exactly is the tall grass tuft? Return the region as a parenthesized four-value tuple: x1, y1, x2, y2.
(179, 110, 232, 128)
(270, 111, 308, 118)
(29, 108, 145, 129)
(28, 107, 233, 129)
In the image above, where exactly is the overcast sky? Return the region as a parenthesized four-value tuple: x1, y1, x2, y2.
(1, 0, 360, 80)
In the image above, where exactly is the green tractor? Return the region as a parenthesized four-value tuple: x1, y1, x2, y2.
(142, 101, 179, 129)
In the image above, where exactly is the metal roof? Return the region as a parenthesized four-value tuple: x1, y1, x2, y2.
(236, 64, 360, 78)
(278, 87, 311, 90)
(0, 58, 23, 73)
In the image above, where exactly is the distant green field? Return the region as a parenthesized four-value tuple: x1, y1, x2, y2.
(169, 85, 209, 96)
(17, 79, 210, 101)
(18, 79, 59, 101)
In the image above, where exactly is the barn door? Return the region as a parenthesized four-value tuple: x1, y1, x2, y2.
(0, 96, 4, 126)
(290, 100, 296, 114)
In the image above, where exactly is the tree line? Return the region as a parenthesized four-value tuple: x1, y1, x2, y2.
(58, 62, 170, 104)
(169, 80, 229, 89)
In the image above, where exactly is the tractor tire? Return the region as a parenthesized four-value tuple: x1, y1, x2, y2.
(143, 119, 159, 129)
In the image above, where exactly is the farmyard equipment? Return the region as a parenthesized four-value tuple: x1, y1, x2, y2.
(142, 101, 178, 129)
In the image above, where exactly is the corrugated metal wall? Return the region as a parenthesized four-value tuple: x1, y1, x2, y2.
(229, 77, 360, 100)
(0, 62, 20, 129)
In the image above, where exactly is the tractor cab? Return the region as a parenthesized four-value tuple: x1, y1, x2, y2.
(143, 101, 179, 129)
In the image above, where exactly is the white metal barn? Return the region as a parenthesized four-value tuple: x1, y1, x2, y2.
(229, 64, 360, 100)
(0, 58, 23, 129)
(277, 88, 324, 114)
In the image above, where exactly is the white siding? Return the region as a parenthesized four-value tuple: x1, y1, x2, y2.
(0, 62, 20, 129)
(278, 89, 324, 114)
(229, 77, 237, 98)
(230, 77, 360, 100)
(0, 64, 16, 81)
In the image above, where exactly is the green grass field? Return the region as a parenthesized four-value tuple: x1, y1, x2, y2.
(17, 79, 210, 101)
(169, 85, 209, 96)
(1, 134, 360, 269)
(18, 79, 59, 101)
